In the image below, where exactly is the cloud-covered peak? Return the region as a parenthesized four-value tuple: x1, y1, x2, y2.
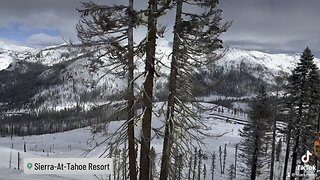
(0, 39, 33, 51)
(27, 33, 63, 47)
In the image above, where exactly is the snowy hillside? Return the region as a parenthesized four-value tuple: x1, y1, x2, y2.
(1, 39, 320, 110)
(0, 41, 33, 52)
(216, 48, 320, 83)
(0, 102, 250, 180)
(0, 40, 305, 179)
(0, 54, 13, 71)
(0, 41, 35, 64)
(195, 48, 320, 96)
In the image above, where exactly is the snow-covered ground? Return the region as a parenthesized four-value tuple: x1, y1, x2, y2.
(0, 102, 250, 180)
(0, 127, 109, 180)
(0, 54, 13, 71)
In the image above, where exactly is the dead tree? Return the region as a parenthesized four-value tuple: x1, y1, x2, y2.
(76, 2, 145, 180)
(139, 0, 172, 179)
(160, 0, 231, 179)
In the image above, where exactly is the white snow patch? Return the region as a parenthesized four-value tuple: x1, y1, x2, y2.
(0, 54, 13, 71)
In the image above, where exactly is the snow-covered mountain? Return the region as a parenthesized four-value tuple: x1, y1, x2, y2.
(0, 54, 13, 71)
(197, 48, 320, 96)
(0, 40, 319, 111)
(217, 48, 320, 82)
(0, 41, 32, 52)
(0, 41, 34, 71)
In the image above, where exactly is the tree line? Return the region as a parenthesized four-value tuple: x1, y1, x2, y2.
(0, 105, 123, 137)
(239, 47, 320, 180)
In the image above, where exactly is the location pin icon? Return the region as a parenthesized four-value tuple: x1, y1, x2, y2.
(27, 163, 33, 169)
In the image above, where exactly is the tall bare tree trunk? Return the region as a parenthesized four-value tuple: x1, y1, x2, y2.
(270, 91, 278, 180)
(234, 144, 238, 179)
(251, 128, 259, 180)
(290, 103, 303, 180)
(290, 128, 300, 180)
(127, 0, 137, 179)
(139, 0, 157, 179)
(159, 0, 182, 179)
(282, 122, 292, 180)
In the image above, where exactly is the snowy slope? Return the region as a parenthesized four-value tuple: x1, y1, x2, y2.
(0, 40, 35, 72)
(0, 41, 35, 60)
(0, 102, 249, 180)
(0, 127, 108, 180)
(215, 48, 320, 84)
(0, 54, 13, 71)
(46, 43, 320, 102)
(0, 41, 33, 52)
(1, 39, 320, 110)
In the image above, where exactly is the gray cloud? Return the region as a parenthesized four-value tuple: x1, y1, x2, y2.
(0, 0, 144, 46)
(0, 0, 107, 43)
(219, 0, 320, 56)
(0, 0, 319, 56)
(27, 33, 63, 46)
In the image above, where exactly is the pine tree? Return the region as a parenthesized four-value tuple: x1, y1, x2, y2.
(122, 145, 128, 180)
(127, 1, 138, 179)
(139, 0, 158, 178)
(159, 0, 231, 179)
(178, 154, 183, 180)
(239, 85, 272, 180)
(188, 155, 193, 180)
(282, 106, 294, 180)
(229, 164, 235, 180)
(140, 1, 172, 179)
(193, 147, 198, 180)
(276, 139, 282, 162)
(211, 151, 216, 180)
(76, 1, 144, 179)
(203, 164, 207, 180)
(234, 144, 238, 179)
(197, 149, 202, 180)
(219, 146, 223, 174)
(149, 147, 157, 180)
(269, 76, 283, 180)
(285, 47, 320, 180)
(223, 143, 227, 174)
(174, 153, 183, 180)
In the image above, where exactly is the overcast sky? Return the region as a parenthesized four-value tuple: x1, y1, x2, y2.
(0, 0, 320, 56)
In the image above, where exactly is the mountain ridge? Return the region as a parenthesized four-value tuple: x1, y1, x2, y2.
(1, 40, 319, 111)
